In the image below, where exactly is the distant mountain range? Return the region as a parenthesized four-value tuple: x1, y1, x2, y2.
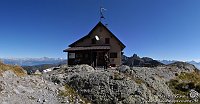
(1, 56, 200, 70)
(158, 60, 200, 69)
(122, 54, 200, 69)
(0, 57, 66, 66)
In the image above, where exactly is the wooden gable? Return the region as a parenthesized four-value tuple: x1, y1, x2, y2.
(68, 22, 126, 50)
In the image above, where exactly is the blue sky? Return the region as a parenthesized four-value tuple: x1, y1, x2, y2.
(0, 0, 200, 61)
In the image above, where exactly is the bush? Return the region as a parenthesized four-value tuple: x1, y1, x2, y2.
(51, 76, 61, 84)
(188, 82, 195, 89)
(175, 73, 178, 76)
(113, 72, 124, 80)
(195, 84, 200, 93)
(169, 79, 179, 87)
(175, 83, 189, 92)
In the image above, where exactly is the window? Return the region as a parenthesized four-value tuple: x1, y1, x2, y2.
(68, 53, 75, 59)
(110, 52, 117, 58)
(105, 38, 110, 44)
(76, 53, 83, 58)
(91, 38, 96, 44)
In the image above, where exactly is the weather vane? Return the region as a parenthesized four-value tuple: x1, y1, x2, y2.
(100, 6, 106, 22)
(99, 0, 108, 26)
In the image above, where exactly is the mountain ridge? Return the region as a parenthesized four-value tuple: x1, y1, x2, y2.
(159, 60, 200, 69)
(0, 57, 66, 66)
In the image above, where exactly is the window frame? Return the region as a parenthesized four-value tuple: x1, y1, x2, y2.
(105, 38, 110, 44)
(91, 38, 96, 44)
(110, 52, 117, 58)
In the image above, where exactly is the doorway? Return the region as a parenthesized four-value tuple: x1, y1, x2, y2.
(97, 52, 105, 66)
(91, 51, 106, 67)
(92, 52, 97, 67)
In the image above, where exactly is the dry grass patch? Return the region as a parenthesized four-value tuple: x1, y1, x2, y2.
(0, 62, 26, 76)
(167, 72, 200, 104)
(58, 84, 91, 104)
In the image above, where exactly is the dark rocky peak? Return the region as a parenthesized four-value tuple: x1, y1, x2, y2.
(122, 54, 164, 67)
(141, 57, 153, 62)
(132, 54, 140, 59)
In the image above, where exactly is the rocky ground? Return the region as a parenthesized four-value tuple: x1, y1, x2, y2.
(0, 70, 60, 104)
(43, 63, 200, 104)
(0, 62, 200, 104)
(0, 63, 87, 104)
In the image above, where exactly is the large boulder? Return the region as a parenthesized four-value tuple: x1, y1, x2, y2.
(69, 64, 95, 72)
(116, 65, 130, 73)
(66, 71, 138, 104)
(56, 65, 174, 104)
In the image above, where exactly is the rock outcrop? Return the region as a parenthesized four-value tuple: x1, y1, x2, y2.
(0, 63, 87, 104)
(0, 70, 60, 104)
(0, 61, 199, 104)
(44, 63, 198, 104)
(123, 54, 164, 67)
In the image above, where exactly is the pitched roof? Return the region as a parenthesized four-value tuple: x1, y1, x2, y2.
(68, 22, 126, 49)
(64, 46, 110, 52)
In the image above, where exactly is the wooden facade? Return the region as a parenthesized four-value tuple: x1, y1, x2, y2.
(63, 22, 125, 67)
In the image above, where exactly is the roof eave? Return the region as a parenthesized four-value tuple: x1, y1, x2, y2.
(63, 49, 67, 52)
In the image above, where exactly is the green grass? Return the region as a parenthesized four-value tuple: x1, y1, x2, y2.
(28, 96, 36, 100)
(113, 72, 124, 80)
(178, 72, 200, 84)
(58, 84, 91, 104)
(134, 78, 145, 84)
(167, 72, 200, 104)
